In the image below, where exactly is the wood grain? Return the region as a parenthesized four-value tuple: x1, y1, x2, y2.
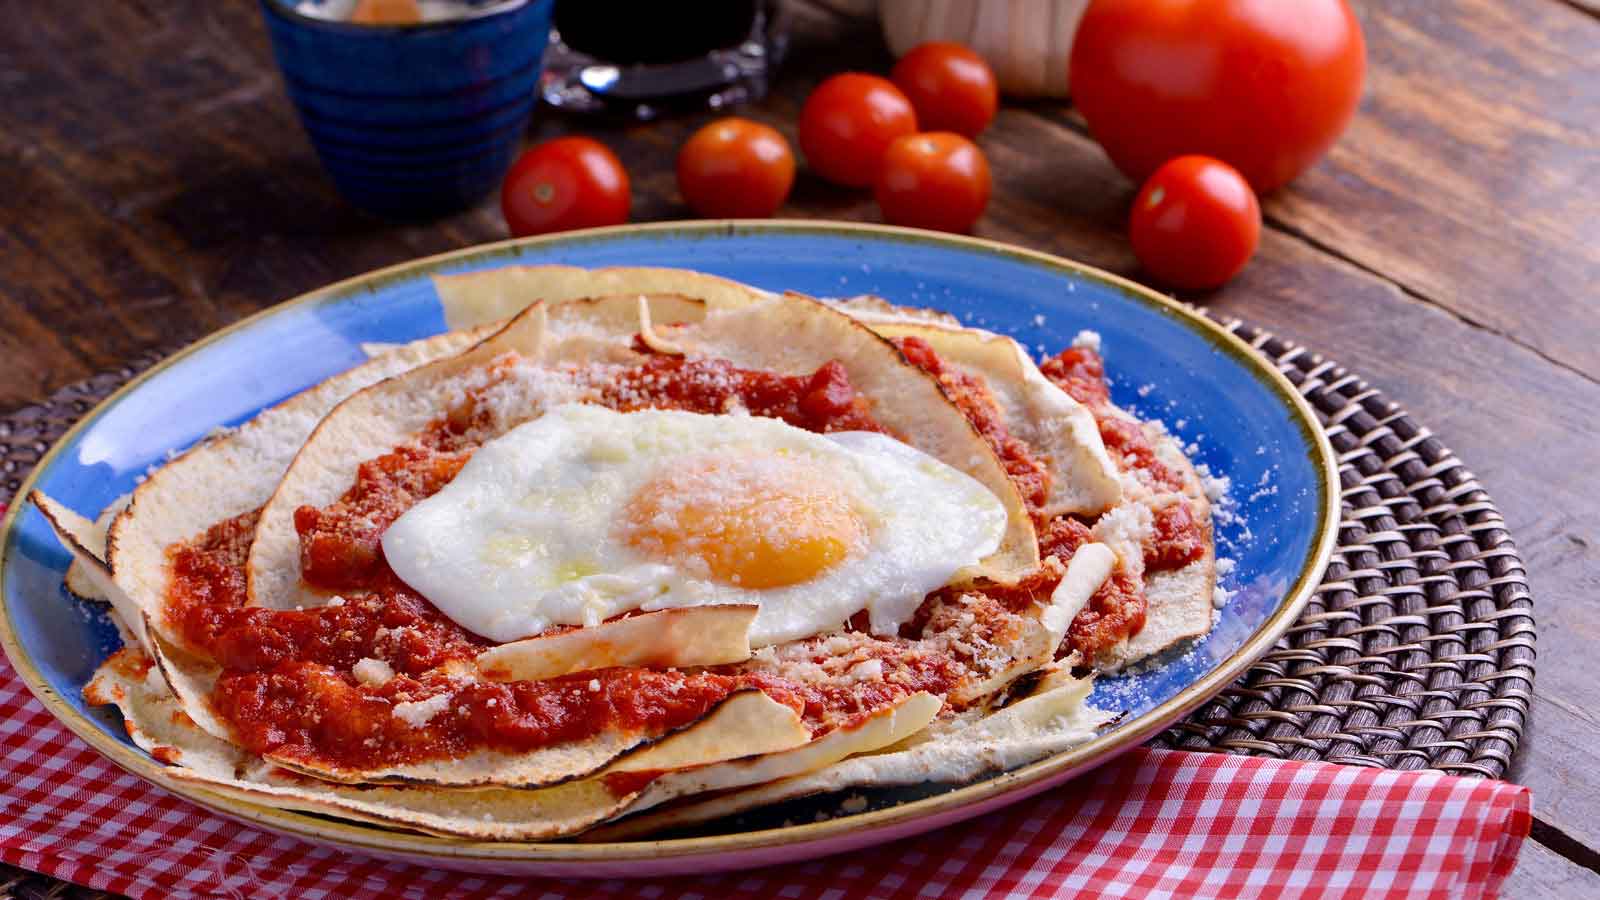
(1029, 0, 1600, 380)
(1502, 840, 1600, 899)
(0, 0, 1594, 893)
(0, 2, 515, 409)
(1265, 0, 1600, 381)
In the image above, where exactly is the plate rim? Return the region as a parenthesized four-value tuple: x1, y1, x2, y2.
(0, 219, 1341, 864)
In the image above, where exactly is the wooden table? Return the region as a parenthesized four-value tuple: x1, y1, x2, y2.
(1, 1, 1595, 896)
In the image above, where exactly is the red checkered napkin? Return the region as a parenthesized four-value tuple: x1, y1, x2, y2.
(0, 652, 1529, 900)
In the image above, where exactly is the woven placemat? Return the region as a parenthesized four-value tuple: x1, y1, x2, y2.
(0, 320, 1536, 900)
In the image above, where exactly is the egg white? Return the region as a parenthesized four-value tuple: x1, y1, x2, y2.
(381, 404, 1008, 646)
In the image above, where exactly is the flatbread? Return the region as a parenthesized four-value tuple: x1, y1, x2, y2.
(832, 294, 1217, 669)
(433, 265, 773, 330)
(89, 634, 926, 840)
(846, 314, 1123, 518)
(585, 691, 944, 840)
(104, 327, 487, 656)
(590, 676, 1107, 839)
(1091, 427, 1217, 671)
(376, 282, 1214, 669)
(33, 493, 150, 650)
(63, 493, 128, 600)
(477, 605, 759, 683)
(85, 642, 721, 840)
(1041, 543, 1118, 647)
(89, 275, 1038, 791)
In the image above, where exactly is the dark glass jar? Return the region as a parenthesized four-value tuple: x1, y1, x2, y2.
(541, 0, 787, 120)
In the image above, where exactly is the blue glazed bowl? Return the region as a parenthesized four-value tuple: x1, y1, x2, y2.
(259, 0, 554, 219)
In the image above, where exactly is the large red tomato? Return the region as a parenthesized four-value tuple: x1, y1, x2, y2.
(1069, 0, 1365, 192)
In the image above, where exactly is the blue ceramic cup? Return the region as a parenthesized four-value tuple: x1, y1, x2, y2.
(259, 0, 554, 219)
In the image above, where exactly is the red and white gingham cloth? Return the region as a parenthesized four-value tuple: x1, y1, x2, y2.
(0, 654, 1531, 899)
(0, 507, 1531, 900)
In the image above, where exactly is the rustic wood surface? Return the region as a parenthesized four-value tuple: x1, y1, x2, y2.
(1, 0, 1596, 896)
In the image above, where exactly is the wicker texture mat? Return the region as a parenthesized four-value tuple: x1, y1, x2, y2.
(0, 322, 1536, 899)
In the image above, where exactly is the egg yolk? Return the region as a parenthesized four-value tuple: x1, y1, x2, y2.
(620, 455, 865, 589)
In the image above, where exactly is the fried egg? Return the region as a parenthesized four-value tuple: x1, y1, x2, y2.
(381, 404, 1007, 646)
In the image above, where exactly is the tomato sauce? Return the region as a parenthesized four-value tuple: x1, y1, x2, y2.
(1040, 346, 1205, 571)
(163, 340, 1205, 770)
(1065, 570, 1147, 657)
(982, 345, 1210, 656)
(1037, 514, 1094, 564)
(601, 356, 884, 434)
(213, 663, 747, 771)
(894, 336, 1053, 517)
(1041, 347, 1184, 492)
(950, 550, 1148, 659)
(602, 769, 663, 797)
(1146, 501, 1206, 570)
(294, 447, 470, 592)
(164, 352, 961, 771)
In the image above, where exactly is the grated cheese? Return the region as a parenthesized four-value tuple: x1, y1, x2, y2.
(352, 658, 395, 687)
(392, 693, 452, 727)
(845, 659, 884, 683)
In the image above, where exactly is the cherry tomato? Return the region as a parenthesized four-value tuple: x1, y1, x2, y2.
(874, 132, 991, 234)
(890, 41, 999, 138)
(1129, 155, 1261, 290)
(1070, 0, 1365, 192)
(676, 117, 796, 218)
(798, 73, 918, 188)
(500, 137, 630, 237)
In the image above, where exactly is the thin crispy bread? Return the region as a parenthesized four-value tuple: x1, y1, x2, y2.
(103, 327, 487, 655)
(846, 315, 1123, 518)
(476, 605, 759, 683)
(146, 278, 1035, 788)
(87, 644, 810, 840)
(433, 265, 773, 330)
(830, 294, 1217, 669)
(1092, 427, 1217, 671)
(63, 493, 128, 600)
(88, 296, 762, 790)
(88, 632, 929, 840)
(589, 677, 1106, 839)
(32, 493, 149, 648)
(585, 692, 944, 839)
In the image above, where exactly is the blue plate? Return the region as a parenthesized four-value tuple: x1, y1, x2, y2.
(0, 222, 1339, 876)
